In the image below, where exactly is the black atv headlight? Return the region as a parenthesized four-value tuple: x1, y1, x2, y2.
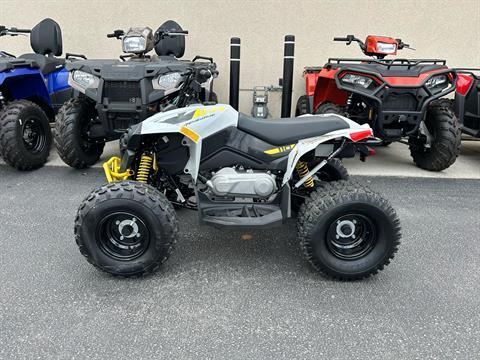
(424, 74, 449, 94)
(340, 73, 379, 91)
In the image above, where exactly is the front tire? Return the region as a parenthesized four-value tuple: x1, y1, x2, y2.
(295, 95, 310, 116)
(75, 181, 178, 277)
(297, 180, 401, 280)
(0, 100, 51, 170)
(315, 102, 346, 116)
(54, 98, 105, 169)
(408, 103, 461, 171)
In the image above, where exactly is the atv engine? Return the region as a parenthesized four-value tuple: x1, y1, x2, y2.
(207, 167, 277, 198)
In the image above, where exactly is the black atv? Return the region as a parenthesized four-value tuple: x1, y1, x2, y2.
(54, 20, 217, 169)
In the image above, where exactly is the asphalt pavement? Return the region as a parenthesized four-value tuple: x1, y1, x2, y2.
(0, 164, 479, 359)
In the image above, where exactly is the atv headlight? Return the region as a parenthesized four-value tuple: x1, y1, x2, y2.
(156, 72, 183, 91)
(122, 36, 146, 53)
(376, 42, 397, 54)
(72, 70, 97, 88)
(341, 73, 374, 89)
(425, 75, 449, 93)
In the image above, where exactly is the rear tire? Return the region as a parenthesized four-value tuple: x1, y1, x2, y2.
(54, 98, 105, 169)
(297, 180, 401, 280)
(315, 102, 346, 116)
(408, 103, 461, 171)
(295, 95, 310, 116)
(0, 100, 51, 170)
(316, 158, 349, 182)
(291, 159, 349, 213)
(75, 181, 178, 277)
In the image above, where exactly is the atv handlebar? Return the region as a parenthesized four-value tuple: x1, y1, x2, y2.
(334, 35, 365, 50)
(0, 26, 31, 36)
(154, 29, 188, 44)
(10, 28, 31, 33)
(396, 39, 415, 51)
(107, 30, 125, 39)
(334, 35, 354, 42)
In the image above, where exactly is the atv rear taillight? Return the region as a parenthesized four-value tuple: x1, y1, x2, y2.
(456, 74, 474, 96)
(350, 129, 373, 142)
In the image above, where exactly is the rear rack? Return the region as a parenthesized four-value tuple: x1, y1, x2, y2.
(452, 67, 480, 80)
(325, 58, 447, 69)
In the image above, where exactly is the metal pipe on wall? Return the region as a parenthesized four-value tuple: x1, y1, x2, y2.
(229, 37, 241, 110)
(281, 35, 295, 118)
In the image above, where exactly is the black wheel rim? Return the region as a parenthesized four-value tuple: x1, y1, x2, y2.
(97, 212, 150, 260)
(22, 117, 46, 154)
(326, 214, 376, 260)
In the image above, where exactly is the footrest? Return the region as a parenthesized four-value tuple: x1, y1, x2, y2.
(200, 203, 284, 229)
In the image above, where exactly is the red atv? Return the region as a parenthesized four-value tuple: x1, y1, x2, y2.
(296, 35, 461, 171)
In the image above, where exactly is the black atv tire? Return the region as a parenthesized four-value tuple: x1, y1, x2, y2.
(75, 181, 178, 277)
(295, 95, 310, 116)
(0, 100, 52, 170)
(54, 98, 105, 169)
(297, 180, 401, 280)
(315, 102, 346, 116)
(316, 158, 349, 182)
(432, 98, 454, 112)
(408, 103, 461, 171)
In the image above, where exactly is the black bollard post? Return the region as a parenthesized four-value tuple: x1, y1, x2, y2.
(281, 35, 295, 118)
(229, 37, 241, 110)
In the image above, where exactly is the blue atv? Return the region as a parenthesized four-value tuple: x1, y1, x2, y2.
(0, 18, 72, 170)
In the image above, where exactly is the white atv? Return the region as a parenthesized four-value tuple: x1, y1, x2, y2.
(75, 103, 401, 280)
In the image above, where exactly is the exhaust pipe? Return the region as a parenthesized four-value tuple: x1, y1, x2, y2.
(229, 37, 241, 110)
(281, 35, 295, 118)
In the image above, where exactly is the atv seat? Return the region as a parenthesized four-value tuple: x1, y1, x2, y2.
(237, 113, 349, 145)
(19, 54, 65, 75)
(19, 18, 64, 75)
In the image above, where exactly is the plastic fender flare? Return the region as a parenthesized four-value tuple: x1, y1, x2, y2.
(281, 120, 372, 186)
(0, 69, 51, 106)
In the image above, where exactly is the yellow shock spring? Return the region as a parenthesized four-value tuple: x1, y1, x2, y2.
(136, 154, 153, 183)
(296, 161, 314, 188)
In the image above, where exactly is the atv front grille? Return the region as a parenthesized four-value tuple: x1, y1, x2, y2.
(382, 93, 418, 111)
(103, 81, 141, 102)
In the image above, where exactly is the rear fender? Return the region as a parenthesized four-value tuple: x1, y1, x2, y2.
(0, 69, 51, 106)
(282, 116, 371, 186)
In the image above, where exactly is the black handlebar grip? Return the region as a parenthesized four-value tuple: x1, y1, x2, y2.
(334, 37, 348, 41)
(15, 28, 31, 33)
(107, 34, 115, 38)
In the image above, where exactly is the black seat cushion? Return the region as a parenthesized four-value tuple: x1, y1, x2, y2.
(237, 113, 349, 145)
(154, 20, 185, 58)
(30, 18, 63, 56)
(19, 53, 65, 75)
